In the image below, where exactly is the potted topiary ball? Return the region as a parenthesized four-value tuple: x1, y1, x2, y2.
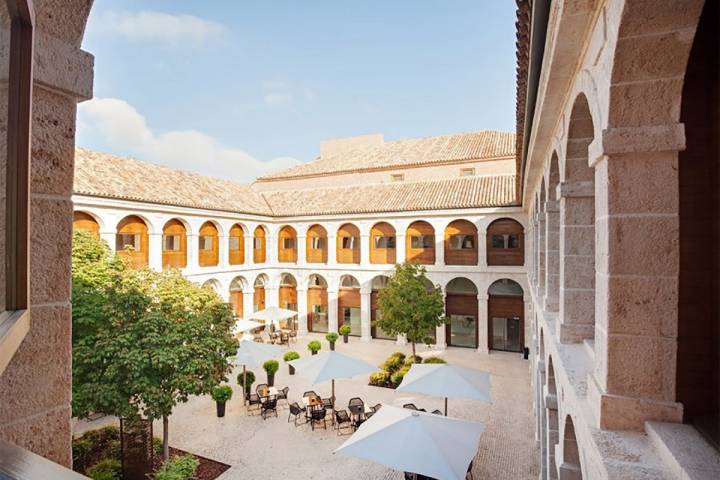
(308, 340, 321, 356)
(211, 384, 233, 417)
(339, 324, 351, 343)
(284, 351, 300, 375)
(263, 359, 280, 386)
(236, 370, 256, 399)
(326, 332, 339, 351)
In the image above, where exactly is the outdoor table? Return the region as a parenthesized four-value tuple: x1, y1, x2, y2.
(259, 386, 279, 398)
(303, 395, 324, 422)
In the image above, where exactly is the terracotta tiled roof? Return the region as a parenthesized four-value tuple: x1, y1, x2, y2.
(262, 175, 517, 216)
(515, 0, 531, 202)
(74, 148, 518, 216)
(74, 148, 273, 215)
(257, 131, 515, 181)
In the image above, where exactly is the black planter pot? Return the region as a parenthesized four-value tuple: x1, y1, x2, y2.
(267, 373, 275, 387)
(343, 334, 349, 343)
(311, 350, 317, 355)
(289, 364, 295, 375)
(216, 401, 226, 417)
(329, 341, 336, 351)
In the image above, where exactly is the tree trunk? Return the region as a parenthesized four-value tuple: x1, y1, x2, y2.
(411, 341, 416, 358)
(162, 415, 170, 461)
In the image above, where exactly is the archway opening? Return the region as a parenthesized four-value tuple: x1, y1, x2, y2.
(198, 221, 219, 267)
(488, 279, 524, 352)
(445, 219, 478, 265)
(487, 218, 524, 266)
(561, 416, 582, 479)
(339, 275, 361, 336)
(162, 219, 187, 269)
(253, 274, 267, 312)
(116, 215, 149, 268)
(278, 225, 297, 263)
(370, 222, 396, 264)
(229, 223, 245, 265)
(253, 226, 267, 263)
(306, 224, 328, 263)
(337, 223, 360, 264)
(371, 275, 394, 340)
(279, 273, 298, 330)
(229, 276, 246, 317)
(544, 153, 560, 312)
(445, 277, 478, 348)
(73, 211, 100, 238)
(307, 274, 329, 333)
(406, 221, 435, 265)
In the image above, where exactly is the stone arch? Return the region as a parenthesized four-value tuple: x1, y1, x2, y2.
(370, 274, 394, 340)
(339, 274, 361, 337)
(201, 278, 221, 294)
(545, 356, 560, 479)
(558, 92, 596, 344)
(406, 220, 435, 265)
(544, 153, 560, 312)
(337, 223, 360, 264)
(278, 225, 298, 263)
(561, 415, 582, 479)
(445, 277, 479, 348)
(229, 275, 248, 317)
(306, 224, 328, 263)
(228, 223, 245, 265)
(307, 273, 329, 333)
(486, 218, 525, 266)
(487, 279, 524, 353)
(198, 221, 219, 267)
(444, 219, 478, 266)
(73, 210, 101, 237)
(253, 273, 269, 312)
(116, 215, 149, 268)
(278, 273, 298, 329)
(161, 218, 188, 270)
(370, 221, 396, 264)
(253, 225, 267, 263)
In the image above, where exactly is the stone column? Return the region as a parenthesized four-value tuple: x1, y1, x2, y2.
(265, 286, 279, 308)
(244, 234, 253, 265)
(477, 294, 489, 354)
(297, 287, 308, 336)
(537, 212, 546, 300)
(0, 12, 94, 466)
(360, 289, 372, 342)
(267, 235, 277, 264)
(297, 235, 307, 265)
(187, 233, 199, 269)
(544, 200, 560, 312)
(327, 234, 337, 265)
(360, 233, 370, 265)
(218, 234, 229, 269)
(477, 231, 488, 269)
(558, 181, 595, 343)
(435, 292, 447, 349)
(589, 130, 684, 430)
(396, 233, 406, 264)
(242, 291, 254, 320)
(100, 230, 115, 251)
(435, 234, 445, 266)
(327, 288, 339, 333)
(148, 233, 163, 271)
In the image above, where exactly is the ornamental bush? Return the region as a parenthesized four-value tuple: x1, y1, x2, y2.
(263, 359, 280, 375)
(339, 324, 351, 336)
(422, 356, 447, 364)
(368, 371, 390, 387)
(391, 366, 410, 387)
(380, 355, 403, 374)
(283, 351, 300, 362)
(86, 458, 121, 480)
(325, 332, 339, 343)
(307, 340, 322, 353)
(152, 455, 199, 480)
(404, 354, 423, 366)
(211, 384, 233, 403)
(236, 370, 255, 391)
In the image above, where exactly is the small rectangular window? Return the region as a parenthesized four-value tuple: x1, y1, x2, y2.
(199, 235, 213, 251)
(341, 236, 357, 249)
(229, 236, 241, 251)
(374, 236, 396, 249)
(283, 237, 296, 249)
(450, 234, 474, 250)
(254, 237, 263, 250)
(411, 235, 434, 249)
(310, 237, 326, 249)
(390, 173, 404, 182)
(492, 234, 519, 249)
(163, 234, 180, 251)
(460, 167, 475, 177)
(116, 234, 140, 251)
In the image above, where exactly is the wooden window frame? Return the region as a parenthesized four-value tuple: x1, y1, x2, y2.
(1, 0, 34, 375)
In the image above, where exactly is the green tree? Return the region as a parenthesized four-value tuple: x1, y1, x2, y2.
(71, 232, 237, 460)
(375, 262, 446, 357)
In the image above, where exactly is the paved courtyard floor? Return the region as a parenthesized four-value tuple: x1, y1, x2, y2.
(75, 334, 539, 479)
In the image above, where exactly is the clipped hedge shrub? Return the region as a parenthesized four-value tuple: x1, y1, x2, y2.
(368, 371, 390, 387)
(422, 356, 447, 364)
(152, 455, 199, 480)
(86, 458, 121, 480)
(404, 354, 423, 366)
(391, 366, 410, 387)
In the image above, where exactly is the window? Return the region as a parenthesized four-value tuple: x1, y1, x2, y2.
(460, 167, 475, 177)
(116, 234, 140, 251)
(341, 236, 358, 249)
(450, 234, 474, 250)
(491, 234, 519, 249)
(229, 236, 241, 251)
(411, 235, 434, 249)
(199, 235, 213, 251)
(163, 234, 180, 251)
(282, 237, 296, 249)
(254, 237, 263, 250)
(390, 173, 404, 182)
(341, 276, 360, 288)
(374, 236, 396, 249)
(310, 237, 326, 249)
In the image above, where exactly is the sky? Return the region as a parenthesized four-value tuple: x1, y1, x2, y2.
(78, 1, 518, 183)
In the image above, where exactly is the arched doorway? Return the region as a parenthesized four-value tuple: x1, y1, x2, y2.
(336, 223, 360, 264)
(73, 211, 100, 237)
(253, 225, 267, 263)
(546, 356, 559, 477)
(488, 279, 524, 352)
(444, 220, 478, 265)
(229, 276, 246, 317)
(486, 218, 524, 266)
(370, 275, 394, 340)
(307, 274, 328, 333)
(202, 279, 221, 294)
(370, 222, 396, 264)
(544, 153, 560, 312)
(228, 223, 245, 265)
(278, 225, 297, 263)
(306, 224, 328, 263)
(278, 273, 298, 330)
(161, 218, 187, 269)
(253, 274, 267, 312)
(339, 275, 361, 336)
(406, 221, 435, 264)
(445, 277, 478, 348)
(198, 221, 219, 267)
(561, 416, 582, 479)
(116, 215, 149, 268)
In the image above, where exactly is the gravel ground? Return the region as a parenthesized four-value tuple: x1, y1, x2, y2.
(75, 334, 539, 479)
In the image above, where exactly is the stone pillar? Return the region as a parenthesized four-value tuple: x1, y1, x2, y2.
(187, 233, 199, 269)
(544, 201, 560, 312)
(0, 11, 95, 466)
(360, 233, 370, 265)
(477, 231, 488, 269)
(244, 234, 253, 266)
(328, 288, 339, 333)
(545, 389, 559, 480)
(537, 213, 546, 300)
(297, 235, 307, 265)
(242, 291, 254, 320)
(100, 230, 115, 251)
(435, 234, 445, 266)
(589, 130, 684, 430)
(297, 287, 308, 336)
(327, 234, 337, 266)
(558, 181, 595, 343)
(218, 234, 229, 269)
(148, 233, 163, 271)
(477, 294, 489, 354)
(266, 286, 279, 308)
(435, 292, 447, 349)
(396, 233, 406, 264)
(360, 289, 372, 342)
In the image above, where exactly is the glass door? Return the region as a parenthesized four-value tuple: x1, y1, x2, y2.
(492, 317, 507, 350)
(342, 307, 361, 336)
(492, 316, 522, 352)
(449, 314, 477, 348)
(310, 305, 328, 333)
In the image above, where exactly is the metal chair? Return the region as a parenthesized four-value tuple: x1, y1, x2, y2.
(277, 386, 290, 406)
(261, 396, 278, 420)
(402, 403, 419, 410)
(334, 409, 352, 435)
(310, 407, 327, 430)
(246, 391, 261, 412)
(322, 396, 334, 410)
(287, 402, 306, 426)
(256, 383, 269, 396)
(431, 409, 442, 415)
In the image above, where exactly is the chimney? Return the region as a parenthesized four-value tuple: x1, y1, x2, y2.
(319, 134, 384, 158)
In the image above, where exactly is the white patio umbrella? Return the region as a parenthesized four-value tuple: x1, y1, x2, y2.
(288, 351, 376, 404)
(231, 319, 264, 336)
(396, 364, 491, 416)
(249, 306, 297, 328)
(334, 405, 484, 480)
(234, 340, 285, 405)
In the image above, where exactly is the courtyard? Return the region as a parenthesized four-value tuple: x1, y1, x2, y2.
(75, 333, 538, 479)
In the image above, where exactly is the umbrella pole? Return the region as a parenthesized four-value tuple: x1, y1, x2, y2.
(444, 397, 448, 416)
(331, 379, 335, 425)
(243, 366, 247, 406)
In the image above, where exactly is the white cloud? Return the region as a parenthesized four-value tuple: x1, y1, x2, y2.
(90, 10, 227, 47)
(263, 92, 293, 106)
(261, 80, 297, 107)
(78, 97, 301, 183)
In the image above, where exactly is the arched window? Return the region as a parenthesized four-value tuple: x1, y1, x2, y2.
(307, 274, 328, 333)
(371, 275, 394, 340)
(406, 221, 435, 264)
(488, 279, 524, 353)
(116, 215, 149, 268)
(306, 224, 328, 263)
(340, 275, 360, 288)
(278, 225, 297, 263)
(486, 218, 524, 266)
(229, 276, 246, 317)
(198, 221, 219, 267)
(370, 222, 396, 264)
(229, 224, 245, 265)
(446, 278, 479, 348)
(162, 219, 187, 269)
(337, 223, 360, 264)
(445, 220, 478, 265)
(73, 211, 100, 238)
(253, 226, 267, 263)
(253, 274, 267, 312)
(278, 273, 298, 329)
(339, 275, 361, 336)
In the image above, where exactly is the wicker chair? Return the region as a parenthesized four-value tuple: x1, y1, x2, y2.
(277, 386, 290, 406)
(289, 330, 298, 343)
(431, 409, 442, 415)
(246, 391, 261, 412)
(310, 407, 327, 431)
(402, 403, 419, 411)
(287, 402, 306, 426)
(261, 396, 278, 420)
(256, 383, 269, 397)
(334, 409, 352, 435)
(302, 390, 319, 400)
(322, 396, 334, 410)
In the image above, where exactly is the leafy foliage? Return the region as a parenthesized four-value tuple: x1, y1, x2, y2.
(423, 356, 447, 364)
(307, 340, 322, 353)
(236, 370, 255, 392)
(368, 371, 390, 387)
(380, 355, 404, 374)
(86, 458, 121, 480)
(325, 332, 339, 343)
(391, 366, 410, 387)
(283, 351, 300, 362)
(375, 262, 446, 356)
(339, 324, 351, 336)
(152, 455, 199, 480)
(211, 384, 233, 403)
(262, 359, 279, 375)
(71, 231, 237, 459)
(404, 354, 423, 366)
